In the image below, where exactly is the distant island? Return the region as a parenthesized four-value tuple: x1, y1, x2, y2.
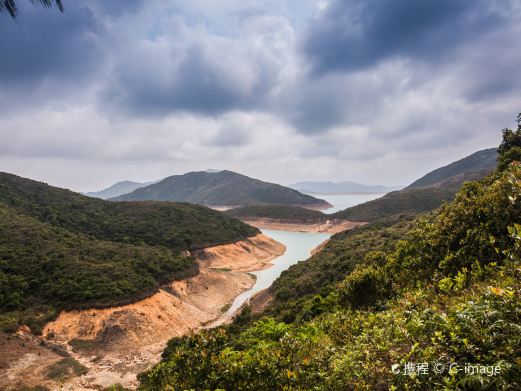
(289, 181, 400, 194)
(84, 180, 155, 199)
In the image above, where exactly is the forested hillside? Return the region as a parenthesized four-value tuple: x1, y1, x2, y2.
(331, 186, 454, 222)
(331, 149, 498, 223)
(0, 173, 258, 250)
(111, 170, 331, 209)
(226, 205, 327, 223)
(0, 173, 258, 333)
(140, 120, 521, 390)
(406, 148, 498, 189)
(256, 214, 417, 323)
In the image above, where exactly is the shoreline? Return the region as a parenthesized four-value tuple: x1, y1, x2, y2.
(210, 202, 333, 212)
(208, 230, 333, 328)
(241, 218, 366, 234)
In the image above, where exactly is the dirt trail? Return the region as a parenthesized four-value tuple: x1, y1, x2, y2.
(1, 234, 285, 391)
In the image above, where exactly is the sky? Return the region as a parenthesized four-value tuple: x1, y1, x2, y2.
(1, 0, 520, 192)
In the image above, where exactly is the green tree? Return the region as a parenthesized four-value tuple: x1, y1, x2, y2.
(498, 112, 521, 171)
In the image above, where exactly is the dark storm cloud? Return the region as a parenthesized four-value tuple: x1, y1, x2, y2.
(0, 3, 103, 85)
(303, 0, 503, 74)
(104, 44, 254, 116)
(456, 23, 521, 103)
(100, 12, 293, 118)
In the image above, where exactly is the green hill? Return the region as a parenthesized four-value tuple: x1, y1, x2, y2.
(0, 172, 258, 251)
(406, 148, 497, 189)
(0, 203, 195, 333)
(331, 148, 498, 222)
(139, 123, 521, 391)
(257, 214, 417, 322)
(331, 186, 454, 222)
(111, 170, 331, 209)
(0, 172, 258, 333)
(225, 205, 326, 223)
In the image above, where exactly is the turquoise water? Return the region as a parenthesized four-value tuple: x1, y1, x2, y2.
(224, 194, 383, 317)
(225, 229, 331, 316)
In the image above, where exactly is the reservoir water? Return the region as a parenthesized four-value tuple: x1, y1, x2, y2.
(224, 193, 385, 318)
(225, 229, 331, 316)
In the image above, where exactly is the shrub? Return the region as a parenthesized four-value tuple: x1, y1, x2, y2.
(338, 265, 391, 309)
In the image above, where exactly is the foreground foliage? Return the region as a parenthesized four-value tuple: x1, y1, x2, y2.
(140, 127, 521, 390)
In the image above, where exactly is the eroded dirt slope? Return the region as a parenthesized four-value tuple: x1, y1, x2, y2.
(1, 233, 285, 390)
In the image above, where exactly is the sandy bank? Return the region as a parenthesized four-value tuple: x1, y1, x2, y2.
(192, 233, 286, 272)
(210, 202, 333, 212)
(242, 218, 366, 234)
(3, 234, 284, 391)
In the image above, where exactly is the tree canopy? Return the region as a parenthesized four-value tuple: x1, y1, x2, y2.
(498, 113, 521, 171)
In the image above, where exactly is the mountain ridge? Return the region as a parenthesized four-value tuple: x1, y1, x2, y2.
(111, 170, 332, 209)
(332, 148, 499, 222)
(406, 147, 497, 189)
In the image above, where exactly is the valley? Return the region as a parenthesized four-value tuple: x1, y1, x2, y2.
(140, 133, 521, 390)
(214, 229, 332, 326)
(3, 3, 519, 389)
(0, 178, 374, 390)
(1, 140, 519, 390)
(1, 234, 285, 390)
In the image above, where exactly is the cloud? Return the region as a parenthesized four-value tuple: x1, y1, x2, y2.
(0, 3, 104, 85)
(302, 0, 504, 74)
(89, 0, 144, 19)
(0, 2, 107, 116)
(0, 0, 520, 192)
(279, 60, 411, 133)
(100, 12, 296, 117)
